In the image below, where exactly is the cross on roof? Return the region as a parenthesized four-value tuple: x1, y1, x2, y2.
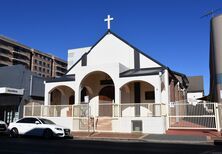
(104, 15, 114, 30)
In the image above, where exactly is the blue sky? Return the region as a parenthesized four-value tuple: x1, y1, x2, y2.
(0, 0, 221, 94)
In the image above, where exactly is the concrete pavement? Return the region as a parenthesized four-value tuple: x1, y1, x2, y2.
(71, 130, 222, 145)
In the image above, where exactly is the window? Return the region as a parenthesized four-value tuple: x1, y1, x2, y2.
(17, 118, 39, 124)
(43, 62, 46, 66)
(39, 118, 55, 124)
(39, 67, 42, 71)
(34, 59, 38, 64)
(39, 61, 42, 65)
(47, 64, 50, 68)
(132, 120, 142, 132)
(43, 68, 45, 72)
(34, 66, 37, 70)
(145, 91, 155, 100)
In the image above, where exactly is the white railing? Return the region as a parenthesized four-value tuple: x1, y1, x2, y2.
(23, 103, 166, 118)
(119, 103, 165, 117)
(218, 104, 222, 130)
(24, 105, 74, 117)
(168, 102, 218, 130)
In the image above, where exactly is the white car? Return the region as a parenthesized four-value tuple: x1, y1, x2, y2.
(0, 120, 8, 134)
(8, 117, 71, 138)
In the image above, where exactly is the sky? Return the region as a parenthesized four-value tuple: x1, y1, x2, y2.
(0, 0, 222, 94)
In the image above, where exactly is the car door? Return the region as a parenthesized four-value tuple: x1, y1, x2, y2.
(16, 118, 38, 135)
(15, 118, 30, 134)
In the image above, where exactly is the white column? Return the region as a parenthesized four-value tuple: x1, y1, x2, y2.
(164, 69, 170, 131)
(46, 93, 50, 105)
(115, 86, 120, 104)
(74, 86, 80, 105)
(155, 75, 162, 104)
(114, 85, 121, 118)
(44, 84, 50, 105)
(159, 72, 162, 104)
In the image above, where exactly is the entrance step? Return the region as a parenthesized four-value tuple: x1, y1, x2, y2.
(96, 117, 112, 131)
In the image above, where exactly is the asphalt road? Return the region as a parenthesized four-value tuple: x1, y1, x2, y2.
(0, 135, 222, 154)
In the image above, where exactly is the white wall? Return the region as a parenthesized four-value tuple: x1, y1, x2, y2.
(67, 47, 91, 69)
(45, 117, 73, 130)
(187, 92, 204, 104)
(112, 117, 166, 134)
(44, 81, 75, 105)
(140, 54, 160, 68)
(67, 33, 160, 75)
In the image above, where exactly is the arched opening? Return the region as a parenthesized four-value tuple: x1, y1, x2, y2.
(80, 87, 92, 103)
(49, 86, 75, 105)
(120, 80, 155, 117)
(69, 95, 75, 105)
(120, 80, 155, 104)
(50, 89, 62, 105)
(98, 86, 114, 116)
(99, 86, 115, 101)
(79, 71, 115, 117)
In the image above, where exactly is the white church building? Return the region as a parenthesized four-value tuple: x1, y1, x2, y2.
(28, 16, 189, 134)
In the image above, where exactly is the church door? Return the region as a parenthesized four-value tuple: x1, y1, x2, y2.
(99, 86, 114, 116)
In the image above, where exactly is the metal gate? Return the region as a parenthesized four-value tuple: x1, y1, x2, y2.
(168, 102, 219, 130)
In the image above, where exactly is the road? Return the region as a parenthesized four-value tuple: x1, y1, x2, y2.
(0, 135, 221, 154)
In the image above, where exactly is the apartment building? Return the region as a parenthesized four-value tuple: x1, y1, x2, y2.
(0, 35, 67, 78)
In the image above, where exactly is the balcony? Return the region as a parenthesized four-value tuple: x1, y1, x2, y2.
(55, 64, 67, 70)
(12, 57, 30, 66)
(0, 52, 12, 60)
(13, 50, 30, 59)
(55, 69, 66, 74)
(0, 45, 11, 52)
(0, 60, 12, 66)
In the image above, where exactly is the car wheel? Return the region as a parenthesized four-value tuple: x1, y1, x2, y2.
(10, 128, 19, 138)
(43, 129, 53, 139)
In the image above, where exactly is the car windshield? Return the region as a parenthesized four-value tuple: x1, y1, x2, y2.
(39, 118, 55, 124)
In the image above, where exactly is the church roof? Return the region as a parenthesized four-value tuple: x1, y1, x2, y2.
(51, 30, 188, 87)
(120, 67, 164, 77)
(66, 30, 167, 74)
(45, 74, 75, 83)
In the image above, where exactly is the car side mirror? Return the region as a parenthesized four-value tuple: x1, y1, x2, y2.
(35, 121, 40, 124)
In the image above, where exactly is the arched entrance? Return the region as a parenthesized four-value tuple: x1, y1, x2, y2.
(49, 86, 75, 105)
(79, 71, 115, 117)
(99, 86, 115, 101)
(99, 86, 114, 116)
(120, 81, 155, 117)
(120, 80, 155, 103)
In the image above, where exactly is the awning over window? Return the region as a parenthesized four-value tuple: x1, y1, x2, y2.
(0, 87, 24, 95)
(0, 87, 24, 106)
(0, 94, 22, 106)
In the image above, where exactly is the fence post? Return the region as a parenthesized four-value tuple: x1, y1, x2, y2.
(160, 104, 162, 116)
(54, 106, 56, 117)
(215, 103, 220, 131)
(72, 105, 74, 117)
(32, 104, 34, 116)
(40, 105, 43, 117)
(23, 106, 26, 117)
(118, 104, 120, 117)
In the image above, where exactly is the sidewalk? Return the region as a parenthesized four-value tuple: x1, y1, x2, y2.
(71, 130, 222, 145)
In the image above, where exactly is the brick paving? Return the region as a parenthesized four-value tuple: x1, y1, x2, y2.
(71, 131, 144, 140)
(71, 130, 222, 144)
(166, 129, 221, 138)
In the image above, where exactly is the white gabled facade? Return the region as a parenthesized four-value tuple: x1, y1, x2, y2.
(42, 31, 188, 134)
